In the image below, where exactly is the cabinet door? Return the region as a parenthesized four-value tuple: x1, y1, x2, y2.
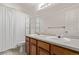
(53, 45, 79, 55)
(51, 45, 54, 55)
(25, 41, 29, 54)
(38, 41, 49, 51)
(30, 43, 37, 55)
(25, 37, 30, 54)
(38, 47, 49, 55)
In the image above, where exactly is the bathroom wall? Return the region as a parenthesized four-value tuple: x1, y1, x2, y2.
(39, 5, 79, 37)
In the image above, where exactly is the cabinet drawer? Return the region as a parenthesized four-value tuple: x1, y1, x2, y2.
(38, 41, 49, 51)
(64, 49, 79, 55)
(38, 47, 50, 55)
(54, 45, 79, 55)
(30, 38, 36, 44)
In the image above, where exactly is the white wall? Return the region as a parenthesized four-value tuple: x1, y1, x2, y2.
(39, 6, 79, 37)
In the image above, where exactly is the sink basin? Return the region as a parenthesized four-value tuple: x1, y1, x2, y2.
(38, 35, 49, 37)
(58, 38, 71, 42)
(63, 38, 71, 41)
(46, 36, 57, 39)
(46, 36, 71, 42)
(31, 34, 71, 42)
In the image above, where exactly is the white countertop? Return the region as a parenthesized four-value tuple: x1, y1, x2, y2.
(26, 34, 79, 52)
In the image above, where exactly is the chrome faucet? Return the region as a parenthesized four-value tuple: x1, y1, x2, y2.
(58, 31, 68, 38)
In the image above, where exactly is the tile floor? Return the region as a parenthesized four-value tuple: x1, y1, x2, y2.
(0, 46, 27, 55)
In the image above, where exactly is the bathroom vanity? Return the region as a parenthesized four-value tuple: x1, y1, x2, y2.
(25, 34, 79, 55)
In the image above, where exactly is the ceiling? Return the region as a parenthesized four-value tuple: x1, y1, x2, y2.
(1, 3, 79, 17)
(1, 3, 39, 15)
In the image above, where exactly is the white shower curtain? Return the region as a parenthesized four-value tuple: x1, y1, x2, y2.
(0, 5, 27, 52)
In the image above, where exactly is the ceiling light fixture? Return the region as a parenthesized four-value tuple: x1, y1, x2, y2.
(38, 3, 52, 10)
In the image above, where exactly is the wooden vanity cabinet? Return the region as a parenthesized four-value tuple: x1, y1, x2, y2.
(37, 41, 50, 55)
(37, 47, 50, 55)
(51, 44, 79, 55)
(53, 45, 79, 55)
(25, 37, 30, 54)
(50, 45, 54, 55)
(30, 38, 37, 55)
(25, 36, 79, 55)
